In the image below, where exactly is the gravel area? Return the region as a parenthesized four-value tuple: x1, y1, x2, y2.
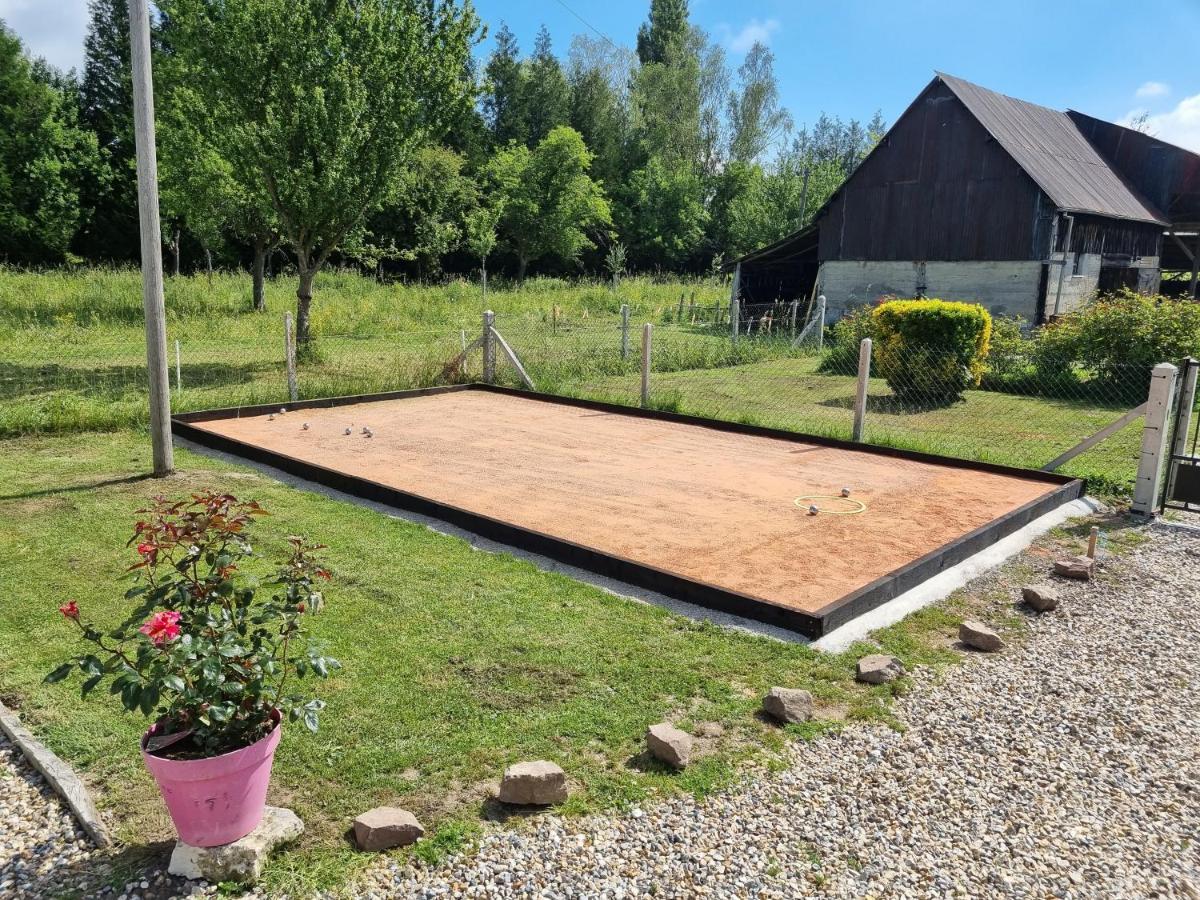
(371, 527, 1200, 899)
(4, 525, 1198, 898)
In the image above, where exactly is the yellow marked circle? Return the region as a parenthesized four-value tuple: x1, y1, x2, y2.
(794, 495, 867, 515)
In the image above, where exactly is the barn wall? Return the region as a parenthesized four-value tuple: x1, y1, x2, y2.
(817, 81, 1051, 262)
(817, 260, 1045, 320)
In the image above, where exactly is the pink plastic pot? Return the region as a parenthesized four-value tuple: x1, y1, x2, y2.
(141, 711, 281, 847)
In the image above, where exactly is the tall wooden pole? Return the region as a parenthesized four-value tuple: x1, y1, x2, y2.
(128, 0, 173, 475)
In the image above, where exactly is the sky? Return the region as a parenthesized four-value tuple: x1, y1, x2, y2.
(3, 0, 1199, 152)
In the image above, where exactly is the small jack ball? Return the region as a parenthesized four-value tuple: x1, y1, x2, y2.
(808, 504, 820, 516)
(840, 486, 852, 497)
(302, 423, 310, 431)
(279, 407, 287, 415)
(361, 426, 370, 435)
(344, 427, 352, 435)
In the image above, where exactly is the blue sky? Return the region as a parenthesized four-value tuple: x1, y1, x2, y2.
(3, 0, 1199, 151)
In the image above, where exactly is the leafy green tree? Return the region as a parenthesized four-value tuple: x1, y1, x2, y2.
(727, 41, 791, 163)
(76, 0, 139, 262)
(483, 23, 527, 148)
(486, 126, 612, 279)
(464, 204, 500, 296)
(636, 0, 689, 66)
(617, 155, 707, 269)
(163, 0, 482, 344)
(523, 26, 570, 146)
(568, 36, 632, 192)
(0, 24, 100, 263)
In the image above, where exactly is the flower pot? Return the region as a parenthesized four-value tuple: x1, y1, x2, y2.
(141, 711, 282, 847)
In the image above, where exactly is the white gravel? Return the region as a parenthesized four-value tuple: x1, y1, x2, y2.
(370, 527, 1200, 899)
(5, 526, 1199, 898)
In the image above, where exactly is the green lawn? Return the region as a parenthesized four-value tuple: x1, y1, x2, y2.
(0, 429, 931, 894)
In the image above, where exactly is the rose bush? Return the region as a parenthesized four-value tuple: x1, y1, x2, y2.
(46, 491, 340, 759)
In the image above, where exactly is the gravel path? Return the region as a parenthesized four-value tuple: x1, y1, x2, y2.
(371, 528, 1200, 899)
(4, 526, 1198, 898)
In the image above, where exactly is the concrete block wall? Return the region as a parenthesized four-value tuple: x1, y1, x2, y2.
(1045, 253, 1100, 316)
(817, 260, 1045, 321)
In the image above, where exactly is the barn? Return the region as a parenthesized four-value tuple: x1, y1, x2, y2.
(733, 73, 1200, 324)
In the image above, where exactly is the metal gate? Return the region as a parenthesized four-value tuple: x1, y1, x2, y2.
(1162, 357, 1200, 513)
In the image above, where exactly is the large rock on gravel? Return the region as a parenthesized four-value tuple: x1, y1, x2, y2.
(959, 620, 1005, 652)
(762, 687, 814, 724)
(646, 722, 692, 769)
(856, 654, 906, 685)
(168, 807, 303, 883)
(1054, 555, 1094, 580)
(1022, 583, 1062, 612)
(353, 807, 424, 851)
(498, 760, 568, 806)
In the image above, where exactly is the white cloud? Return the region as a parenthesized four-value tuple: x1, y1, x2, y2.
(722, 18, 781, 54)
(1135, 81, 1170, 100)
(1122, 93, 1200, 153)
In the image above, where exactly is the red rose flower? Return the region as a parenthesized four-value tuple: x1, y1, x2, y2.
(139, 610, 182, 646)
(59, 601, 80, 621)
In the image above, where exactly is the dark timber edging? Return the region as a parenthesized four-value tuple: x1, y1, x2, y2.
(174, 384, 1085, 639)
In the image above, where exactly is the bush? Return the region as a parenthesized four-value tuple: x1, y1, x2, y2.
(817, 305, 877, 374)
(871, 299, 992, 402)
(1032, 290, 1200, 384)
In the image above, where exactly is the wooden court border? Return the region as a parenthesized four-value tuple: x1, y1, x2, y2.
(173, 384, 1085, 639)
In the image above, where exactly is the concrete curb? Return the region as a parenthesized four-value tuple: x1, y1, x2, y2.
(0, 701, 112, 848)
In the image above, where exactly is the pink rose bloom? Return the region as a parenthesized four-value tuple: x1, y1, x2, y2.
(140, 610, 182, 646)
(59, 600, 80, 620)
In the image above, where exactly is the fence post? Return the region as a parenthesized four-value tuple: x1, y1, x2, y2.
(174, 339, 181, 395)
(482, 310, 496, 383)
(789, 297, 800, 337)
(1166, 357, 1198, 502)
(852, 338, 872, 441)
(283, 311, 298, 402)
(620, 303, 630, 360)
(640, 323, 652, 408)
(729, 262, 741, 344)
(815, 295, 826, 353)
(1131, 362, 1178, 516)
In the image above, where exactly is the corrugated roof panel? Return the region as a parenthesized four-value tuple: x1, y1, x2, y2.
(938, 73, 1167, 225)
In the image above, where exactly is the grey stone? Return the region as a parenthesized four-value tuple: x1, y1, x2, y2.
(353, 807, 424, 851)
(498, 761, 568, 806)
(1022, 583, 1062, 612)
(762, 687, 814, 724)
(856, 654, 906, 685)
(168, 807, 303, 884)
(959, 620, 1005, 652)
(646, 722, 692, 769)
(1054, 556, 1094, 580)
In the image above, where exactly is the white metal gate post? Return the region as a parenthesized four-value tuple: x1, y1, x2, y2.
(815, 295, 827, 353)
(620, 303, 630, 360)
(852, 338, 872, 441)
(640, 323, 652, 408)
(482, 310, 496, 383)
(283, 311, 298, 402)
(1131, 362, 1179, 516)
(729, 263, 741, 344)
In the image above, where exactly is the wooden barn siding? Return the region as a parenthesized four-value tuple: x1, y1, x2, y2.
(818, 81, 1051, 262)
(1058, 214, 1162, 260)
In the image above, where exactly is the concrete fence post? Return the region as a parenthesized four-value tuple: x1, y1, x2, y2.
(815, 295, 827, 353)
(620, 303, 630, 360)
(729, 262, 741, 344)
(641, 323, 652, 408)
(1166, 357, 1198, 503)
(283, 311, 298, 402)
(482, 310, 496, 383)
(1131, 362, 1178, 516)
(852, 338, 872, 442)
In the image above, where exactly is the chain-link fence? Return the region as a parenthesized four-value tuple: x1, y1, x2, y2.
(0, 305, 1161, 496)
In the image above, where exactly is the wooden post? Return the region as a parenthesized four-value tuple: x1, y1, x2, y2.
(852, 338, 872, 441)
(620, 303, 630, 360)
(174, 339, 181, 395)
(1131, 362, 1178, 516)
(128, 0, 173, 475)
(1086, 526, 1099, 560)
(789, 297, 800, 337)
(640, 323, 652, 408)
(815, 295, 826, 353)
(482, 310, 496, 383)
(677, 293, 685, 320)
(729, 262, 741, 344)
(284, 311, 298, 402)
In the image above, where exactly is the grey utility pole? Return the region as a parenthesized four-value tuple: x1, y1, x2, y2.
(128, 0, 174, 475)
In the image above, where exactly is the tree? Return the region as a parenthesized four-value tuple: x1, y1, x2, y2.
(77, 0, 139, 261)
(163, 0, 482, 345)
(0, 24, 100, 263)
(617, 155, 707, 269)
(486, 126, 612, 279)
(523, 26, 570, 146)
(727, 42, 791, 163)
(567, 37, 631, 192)
(483, 23, 527, 147)
(464, 205, 500, 297)
(636, 0, 689, 66)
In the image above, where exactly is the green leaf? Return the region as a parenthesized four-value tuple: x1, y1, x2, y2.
(303, 711, 320, 733)
(80, 674, 103, 697)
(162, 675, 186, 694)
(44, 662, 74, 684)
(139, 684, 160, 716)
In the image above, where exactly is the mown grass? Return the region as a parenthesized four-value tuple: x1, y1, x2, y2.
(0, 430, 908, 895)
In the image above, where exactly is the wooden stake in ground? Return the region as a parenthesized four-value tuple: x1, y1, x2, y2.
(128, 0, 173, 475)
(1087, 526, 1099, 559)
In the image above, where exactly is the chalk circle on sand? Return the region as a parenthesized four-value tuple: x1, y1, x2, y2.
(794, 495, 868, 515)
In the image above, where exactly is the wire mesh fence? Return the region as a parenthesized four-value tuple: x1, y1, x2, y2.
(0, 305, 1164, 496)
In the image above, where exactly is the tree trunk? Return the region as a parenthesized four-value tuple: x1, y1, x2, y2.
(204, 247, 213, 286)
(296, 266, 316, 348)
(252, 236, 267, 312)
(481, 258, 488, 301)
(172, 228, 181, 277)
(517, 254, 528, 282)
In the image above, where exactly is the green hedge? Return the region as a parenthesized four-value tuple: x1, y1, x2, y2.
(871, 299, 992, 402)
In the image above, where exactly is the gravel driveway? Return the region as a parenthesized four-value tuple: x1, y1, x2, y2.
(4, 525, 1198, 899)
